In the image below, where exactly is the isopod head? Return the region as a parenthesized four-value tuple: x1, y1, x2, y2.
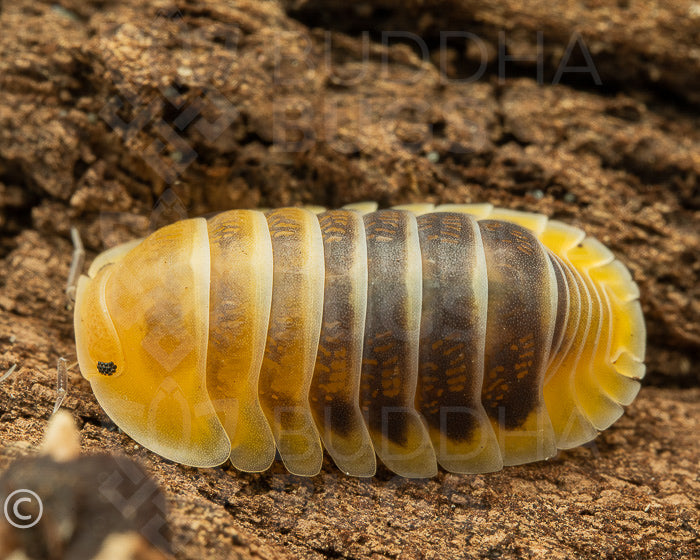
(74, 218, 231, 467)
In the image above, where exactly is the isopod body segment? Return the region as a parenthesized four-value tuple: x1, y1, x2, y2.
(74, 203, 646, 478)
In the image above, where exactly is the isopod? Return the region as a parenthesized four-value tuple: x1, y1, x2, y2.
(73, 202, 646, 478)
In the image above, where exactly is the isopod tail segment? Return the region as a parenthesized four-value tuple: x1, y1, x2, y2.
(73, 203, 646, 478)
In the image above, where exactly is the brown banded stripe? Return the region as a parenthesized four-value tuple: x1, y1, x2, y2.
(310, 210, 376, 476)
(360, 209, 437, 477)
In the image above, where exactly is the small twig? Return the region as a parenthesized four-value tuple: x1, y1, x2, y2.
(53, 357, 69, 414)
(0, 363, 17, 383)
(65, 226, 85, 309)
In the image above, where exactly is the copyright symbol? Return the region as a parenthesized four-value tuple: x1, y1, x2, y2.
(3, 489, 43, 529)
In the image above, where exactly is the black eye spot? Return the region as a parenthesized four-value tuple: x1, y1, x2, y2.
(97, 361, 117, 376)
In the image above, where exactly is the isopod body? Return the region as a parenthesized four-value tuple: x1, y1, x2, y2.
(74, 202, 646, 478)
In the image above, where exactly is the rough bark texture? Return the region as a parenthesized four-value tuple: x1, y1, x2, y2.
(0, 1, 698, 559)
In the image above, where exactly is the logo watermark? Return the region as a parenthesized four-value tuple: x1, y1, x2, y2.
(3, 489, 43, 529)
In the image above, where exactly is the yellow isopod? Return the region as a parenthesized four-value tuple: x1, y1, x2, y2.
(73, 203, 646, 478)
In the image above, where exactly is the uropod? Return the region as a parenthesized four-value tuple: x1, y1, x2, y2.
(73, 202, 646, 478)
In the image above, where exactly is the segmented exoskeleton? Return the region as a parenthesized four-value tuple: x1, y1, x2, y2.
(74, 202, 646, 478)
